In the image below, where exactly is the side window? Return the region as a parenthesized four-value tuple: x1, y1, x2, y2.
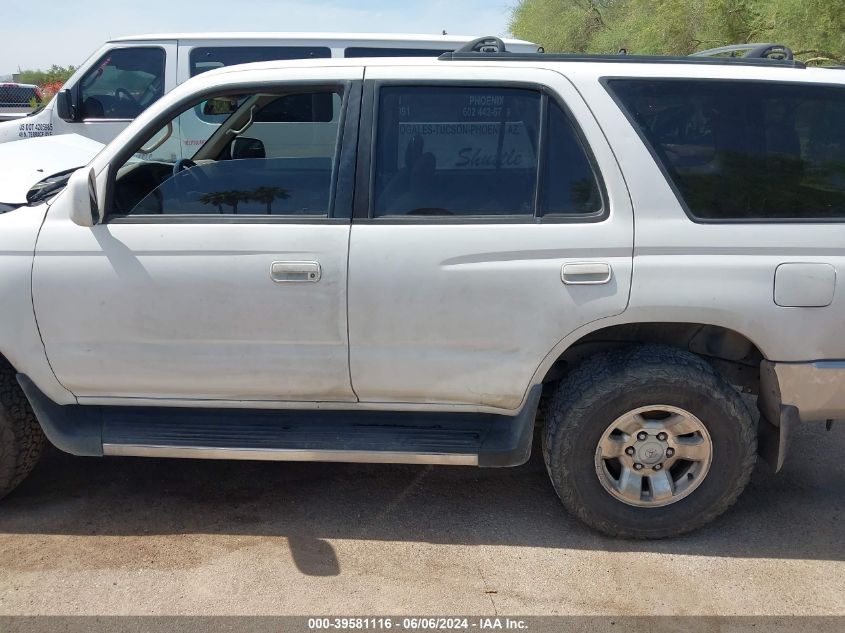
(374, 86, 541, 217)
(189, 47, 331, 77)
(608, 79, 845, 220)
(79, 48, 165, 120)
(111, 89, 343, 218)
(188, 46, 331, 125)
(372, 86, 604, 219)
(541, 101, 602, 216)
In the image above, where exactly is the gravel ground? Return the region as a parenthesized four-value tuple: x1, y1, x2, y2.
(0, 423, 842, 616)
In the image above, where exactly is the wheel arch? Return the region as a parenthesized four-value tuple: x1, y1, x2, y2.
(534, 321, 767, 397)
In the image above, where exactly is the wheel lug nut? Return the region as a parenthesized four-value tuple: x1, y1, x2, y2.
(653, 464, 663, 471)
(666, 448, 675, 457)
(625, 447, 635, 456)
(634, 463, 644, 471)
(657, 432, 668, 441)
(637, 432, 648, 441)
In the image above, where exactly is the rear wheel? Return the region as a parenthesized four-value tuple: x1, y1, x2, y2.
(543, 345, 756, 538)
(0, 359, 44, 499)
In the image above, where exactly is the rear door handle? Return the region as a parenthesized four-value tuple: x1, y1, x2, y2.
(562, 262, 612, 285)
(270, 261, 322, 283)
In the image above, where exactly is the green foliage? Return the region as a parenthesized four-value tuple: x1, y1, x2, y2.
(510, 0, 845, 64)
(17, 64, 76, 86)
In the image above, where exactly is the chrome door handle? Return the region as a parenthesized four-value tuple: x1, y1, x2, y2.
(270, 261, 322, 283)
(562, 262, 612, 285)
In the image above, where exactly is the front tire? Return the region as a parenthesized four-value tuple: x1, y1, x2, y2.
(543, 345, 756, 539)
(0, 359, 45, 499)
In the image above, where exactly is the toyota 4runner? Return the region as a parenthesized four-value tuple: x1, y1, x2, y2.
(1, 38, 843, 538)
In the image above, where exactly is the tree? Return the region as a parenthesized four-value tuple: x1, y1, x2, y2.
(198, 191, 228, 213)
(219, 190, 250, 214)
(17, 65, 77, 87)
(510, 0, 845, 64)
(248, 186, 290, 214)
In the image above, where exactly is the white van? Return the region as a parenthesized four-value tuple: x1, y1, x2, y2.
(0, 33, 539, 160)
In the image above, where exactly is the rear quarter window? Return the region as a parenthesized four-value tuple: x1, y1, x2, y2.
(607, 79, 845, 221)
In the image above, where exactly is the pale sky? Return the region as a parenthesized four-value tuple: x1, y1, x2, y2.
(1, 0, 516, 73)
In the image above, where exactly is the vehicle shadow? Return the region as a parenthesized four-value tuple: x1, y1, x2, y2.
(1, 422, 842, 569)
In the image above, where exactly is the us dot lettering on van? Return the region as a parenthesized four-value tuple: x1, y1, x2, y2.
(17, 122, 53, 138)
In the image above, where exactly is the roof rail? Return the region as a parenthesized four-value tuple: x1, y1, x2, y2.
(438, 50, 805, 68)
(455, 36, 507, 54)
(439, 36, 805, 68)
(691, 43, 794, 60)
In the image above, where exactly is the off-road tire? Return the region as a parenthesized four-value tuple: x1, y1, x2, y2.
(0, 359, 44, 499)
(543, 345, 757, 539)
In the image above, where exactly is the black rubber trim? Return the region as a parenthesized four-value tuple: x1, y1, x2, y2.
(14, 375, 541, 467)
(332, 80, 362, 220)
(16, 375, 103, 457)
(478, 384, 541, 467)
(758, 404, 797, 473)
(757, 359, 794, 473)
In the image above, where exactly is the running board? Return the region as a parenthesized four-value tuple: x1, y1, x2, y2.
(17, 376, 541, 468)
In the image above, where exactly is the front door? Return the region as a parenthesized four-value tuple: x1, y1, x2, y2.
(33, 70, 362, 403)
(348, 65, 634, 410)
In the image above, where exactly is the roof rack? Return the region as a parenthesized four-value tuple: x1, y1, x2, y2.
(691, 43, 794, 60)
(455, 36, 508, 53)
(439, 36, 805, 68)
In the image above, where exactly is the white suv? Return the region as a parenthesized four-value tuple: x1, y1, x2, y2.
(1, 40, 843, 538)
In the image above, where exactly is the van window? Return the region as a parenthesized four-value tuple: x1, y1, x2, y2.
(608, 79, 845, 220)
(344, 47, 451, 58)
(189, 46, 331, 76)
(79, 47, 165, 120)
(373, 86, 541, 217)
(187, 46, 332, 127)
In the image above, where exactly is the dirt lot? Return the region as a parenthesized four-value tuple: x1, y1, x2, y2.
(0, 423, 842, 616)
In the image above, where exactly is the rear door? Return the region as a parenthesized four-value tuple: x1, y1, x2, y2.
(347, 64, 634, 410)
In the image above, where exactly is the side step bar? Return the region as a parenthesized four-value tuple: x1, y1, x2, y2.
(17, 376, 541, 468)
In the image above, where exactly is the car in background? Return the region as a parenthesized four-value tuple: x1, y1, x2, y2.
(0, 83, 42, 108)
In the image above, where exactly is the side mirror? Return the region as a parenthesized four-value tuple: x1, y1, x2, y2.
(230, 137, 265, 160)
(55, 88, 77, 122)
(67, 168, 101, 227)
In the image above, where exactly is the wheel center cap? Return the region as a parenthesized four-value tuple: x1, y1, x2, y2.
(637, 441, 665, 465)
